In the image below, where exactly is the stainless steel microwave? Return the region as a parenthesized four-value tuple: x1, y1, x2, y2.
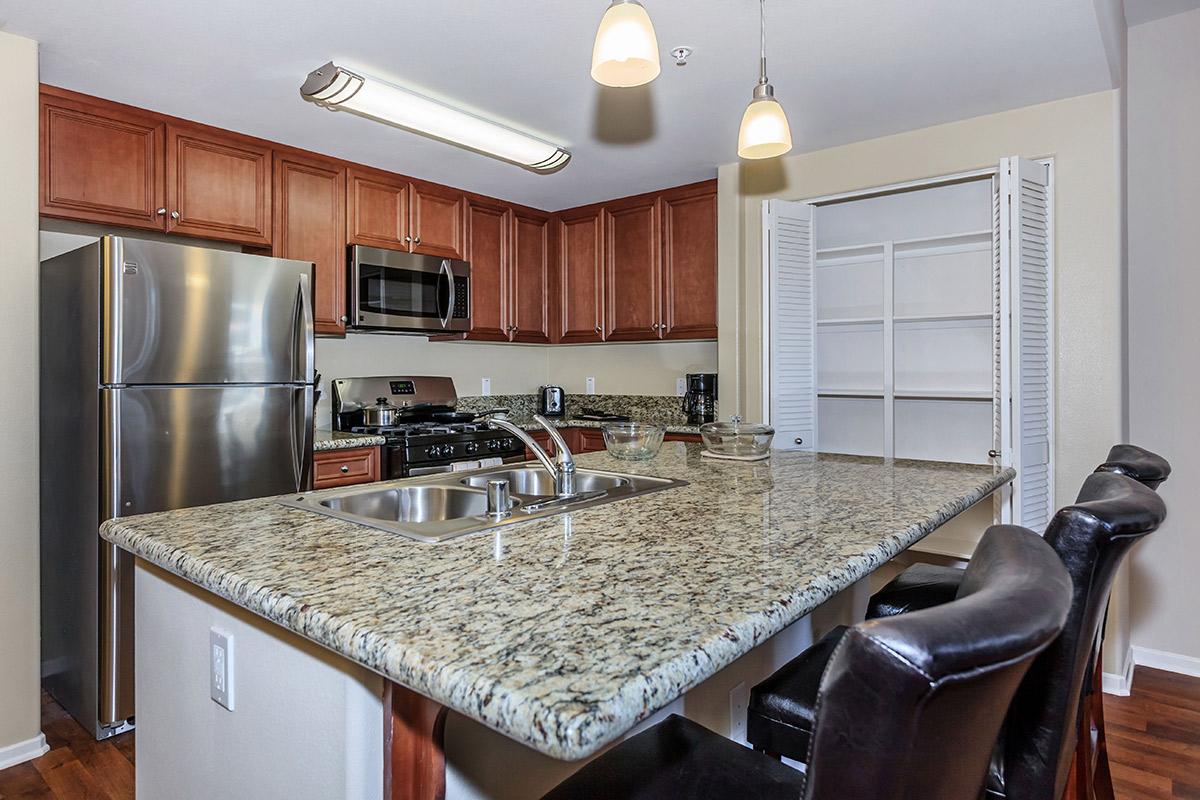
(348, 245, 471, 333)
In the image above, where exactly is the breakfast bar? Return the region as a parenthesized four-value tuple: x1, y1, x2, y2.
(101, 444, 1013, 799)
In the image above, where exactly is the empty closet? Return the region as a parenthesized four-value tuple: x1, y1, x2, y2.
(764, 158, 1054, 556)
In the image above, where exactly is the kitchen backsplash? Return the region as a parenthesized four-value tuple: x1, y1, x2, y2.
(457, 394, 713, 425)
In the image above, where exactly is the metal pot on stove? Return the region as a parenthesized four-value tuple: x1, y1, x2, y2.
(363, 397, 403, 427)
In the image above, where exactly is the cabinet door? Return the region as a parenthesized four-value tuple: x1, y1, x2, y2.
(166, 125, 272, 245)
(411, 182, 465, 258)
(347, 168, 411, 249)
(465, 198, 511, 342)
(510, 210, 552, 343)
(556, 208, 605, 343)
(575, 428, 608, 453)
(40, 93, 166, 231)
(604, 196, 661, 341)
(661, 182, 718, 339)
(274, 152, 346, 336)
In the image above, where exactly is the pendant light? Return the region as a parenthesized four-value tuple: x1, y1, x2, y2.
(591, 0, 661, 88)
(737, 0, 793, 159)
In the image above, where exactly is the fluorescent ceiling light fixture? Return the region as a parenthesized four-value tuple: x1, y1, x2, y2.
(301, 62, 570, 172)
(737, 0, 793, 160)
(591, 0, 661, 87)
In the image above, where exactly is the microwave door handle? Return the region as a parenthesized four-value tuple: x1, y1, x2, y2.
(438, 261, 453, 329)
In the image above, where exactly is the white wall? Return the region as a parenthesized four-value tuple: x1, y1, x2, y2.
(0, 29, 45, 765)
(1127, 7, 1200, 668)
(717, 89, 1127, 671)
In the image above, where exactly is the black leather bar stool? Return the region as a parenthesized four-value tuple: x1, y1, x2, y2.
(542, 525, 1072, 800)
(746, 454, 1167, 800)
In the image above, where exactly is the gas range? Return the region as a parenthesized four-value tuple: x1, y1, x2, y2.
(331, 376, 527, 478)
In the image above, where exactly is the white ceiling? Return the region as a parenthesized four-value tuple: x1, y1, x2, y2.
(1125, 0, 1200, 25)
(2, 1, 1116, 210)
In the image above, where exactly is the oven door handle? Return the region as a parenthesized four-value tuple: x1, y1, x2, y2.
(437, 260, 453, 329)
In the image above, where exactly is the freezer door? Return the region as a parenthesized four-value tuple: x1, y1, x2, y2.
(106, 385, 314, 516)
(101, 237, 314, 386)
(98, 384, 313, 727)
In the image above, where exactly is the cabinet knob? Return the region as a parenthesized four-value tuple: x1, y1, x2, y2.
(170, 211, 180, 220)
(594, 325, 602, 334)
(340, 315, 348, 323)
(340, 465, 350, 474)
(794, 437, 804, 446)
(156, 207, 167, 216)
(404, 235, 413, 243)
(988, 449, 1000, 459)
(413, 237, 421, 245)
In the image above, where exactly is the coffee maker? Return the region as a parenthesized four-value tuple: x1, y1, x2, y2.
(682, 373, 717, 425)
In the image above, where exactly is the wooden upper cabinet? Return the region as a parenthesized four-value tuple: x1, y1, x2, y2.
(347, 167, 411, 249)
(411, 182, 465, 259)
(604, 196, 662, 341)
(661, 182, 718, 339)
(273, 152, 346, 336)
(166, 125, 272, 245)
(556, 208, 605, 343)
(510, 210, 552, 343)
(40, 92, 166, 230)
(464, 198, 511, 342)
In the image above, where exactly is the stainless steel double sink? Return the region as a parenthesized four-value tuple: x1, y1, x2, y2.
(279, 464, 687, 543)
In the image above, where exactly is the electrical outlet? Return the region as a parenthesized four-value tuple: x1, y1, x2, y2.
(676, 377, 687, 396)
(729, 682, 749, 745)
(210, 628, 234, 711)
(481, 377, 491, 396)
(585, 376, 596, 395)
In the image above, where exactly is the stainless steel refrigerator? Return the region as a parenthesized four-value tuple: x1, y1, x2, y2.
(40, 236, 315, 739)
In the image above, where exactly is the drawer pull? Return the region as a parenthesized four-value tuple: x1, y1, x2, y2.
(340, 465, 350, 474)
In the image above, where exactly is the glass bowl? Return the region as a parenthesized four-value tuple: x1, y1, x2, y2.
(699, 416, 775, 457)
(601, 422, 666, 460)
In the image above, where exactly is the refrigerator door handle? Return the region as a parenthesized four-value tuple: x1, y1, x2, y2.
(296, 271, 315, 383)
(294, 386, 314, 491)
(101, 237, 125, 385)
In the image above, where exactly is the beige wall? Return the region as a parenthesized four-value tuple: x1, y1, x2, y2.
(0, 30, 43, 755)
(716, 90, 1128, 671)
(315, 336, 717, 421)
(1127, 8, 1200, 665)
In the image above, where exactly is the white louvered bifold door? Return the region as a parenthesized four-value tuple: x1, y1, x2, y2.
(766, 200, 817, 451)
(998, 157, 1054, 530)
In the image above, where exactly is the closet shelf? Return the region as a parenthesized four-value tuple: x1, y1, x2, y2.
(818, 389, 885, 398)
(892, 312, 992, 324)
(816, 316, 884, 326)
(814, 242, 885, 259)
(893, 229, 993, 252)
(893, 389, 993, 401)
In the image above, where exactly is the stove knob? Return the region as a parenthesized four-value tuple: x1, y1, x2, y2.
(503, 438, 515, 449)
(424, 446, 434, 457)
(486, 439, 500, 451)
(464, 442, 479, 455)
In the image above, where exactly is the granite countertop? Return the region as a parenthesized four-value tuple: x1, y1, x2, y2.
(313, 430, 386, 452)
(101, 446, 1013, 760)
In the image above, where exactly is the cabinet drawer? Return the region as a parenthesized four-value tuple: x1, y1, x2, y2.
(312, 446, 380, 489)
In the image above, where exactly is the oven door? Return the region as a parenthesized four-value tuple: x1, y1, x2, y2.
(349, 246, 471, 332)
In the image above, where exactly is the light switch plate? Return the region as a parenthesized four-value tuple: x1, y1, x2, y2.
(481, 378, 491, 396)
(210, 628, 234, 711)
(586, 377, 596, 395)
(676, 377, 687, 396)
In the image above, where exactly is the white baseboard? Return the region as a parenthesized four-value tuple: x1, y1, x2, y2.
(1132, 645, 1200, 678)
(0, 732, 49, 771)
(1102, 653, 1134, 696)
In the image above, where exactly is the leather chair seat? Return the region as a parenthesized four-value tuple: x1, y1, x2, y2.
(747, 626, 848, 760)
(541, 715, 805, 800)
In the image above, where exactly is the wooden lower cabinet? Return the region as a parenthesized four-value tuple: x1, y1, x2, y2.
(575, 428, 607, 453)
(274, 152, 346, 335)
(522, 428, 699, 460)
(312, 447, 380, 489)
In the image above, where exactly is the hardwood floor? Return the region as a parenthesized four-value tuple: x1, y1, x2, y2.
(2, 668, 1197, 799)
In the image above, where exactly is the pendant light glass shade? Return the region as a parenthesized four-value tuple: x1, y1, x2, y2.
(737, 0, 793, 160)
(738, 94, 793, 159)
(591, 0, 661, 88)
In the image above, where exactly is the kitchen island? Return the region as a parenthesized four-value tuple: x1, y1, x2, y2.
(102, 444, 1013, 799)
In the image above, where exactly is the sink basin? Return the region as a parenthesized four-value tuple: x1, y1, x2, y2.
(459, 468, 629, 497)
(320, 485, 517, 523)
(279, 465, 686, 544)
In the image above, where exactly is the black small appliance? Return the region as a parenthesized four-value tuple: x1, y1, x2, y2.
(539, 386, 565, 417)
(682, 373, 718, 425)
